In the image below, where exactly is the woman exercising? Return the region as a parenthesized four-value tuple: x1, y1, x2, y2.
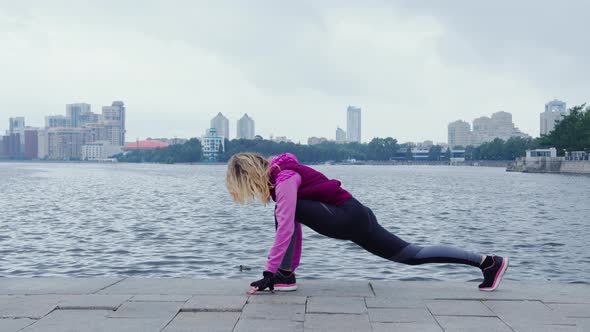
(225, 152, 508, 293)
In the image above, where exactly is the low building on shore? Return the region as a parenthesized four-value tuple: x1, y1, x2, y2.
(122, 139, 169, 151)
(82, 141, 122, 161)
(508, 147, 590, 174)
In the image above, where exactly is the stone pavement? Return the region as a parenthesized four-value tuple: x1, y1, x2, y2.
(0, 277, 589, 331)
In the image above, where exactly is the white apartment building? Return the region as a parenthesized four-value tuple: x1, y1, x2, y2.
(346, 106, 362, 143)
(202, 128, 224, 161)
(46, 127, 92, 160)
(447, 120, 472, 148)
(101, 101, 126, 146)
(211, 112, 230, 139)
(540, 100, 567, 136)
(237, 114, 255, 139)
(81, 141, 122, 161)
(336, 127, 346, 143)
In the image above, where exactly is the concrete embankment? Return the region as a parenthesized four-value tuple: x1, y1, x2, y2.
(1, 277, 588, 331)
(508, 157, 590, 174)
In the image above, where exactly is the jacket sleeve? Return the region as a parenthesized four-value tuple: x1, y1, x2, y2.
(265, 171, 302, 273)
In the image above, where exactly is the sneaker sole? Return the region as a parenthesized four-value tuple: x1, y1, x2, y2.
(274, 284, 297, 291)
(479, 257, 509, 292)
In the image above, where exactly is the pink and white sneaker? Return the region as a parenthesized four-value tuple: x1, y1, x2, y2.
(479, 255, 509, 291)
(274, 270, 297, 291)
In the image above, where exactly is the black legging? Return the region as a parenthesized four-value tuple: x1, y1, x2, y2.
(291, 197, 482, 268)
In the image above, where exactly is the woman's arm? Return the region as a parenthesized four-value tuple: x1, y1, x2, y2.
(265, 171, 302, 273)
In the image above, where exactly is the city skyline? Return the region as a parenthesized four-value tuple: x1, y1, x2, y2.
(1, 99, 572, 149)
(1, 2, 588, 143)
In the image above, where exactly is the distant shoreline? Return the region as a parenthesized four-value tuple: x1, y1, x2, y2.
(0, 159, 511, 167)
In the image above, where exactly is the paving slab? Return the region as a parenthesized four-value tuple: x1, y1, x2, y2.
(306, 296, 366, 314)
(371, 321, 443, 332)
(20, 309, 110, 332)
(0, 277, 123, 295)
(434, 315, 512, 332)
(98, 277, 248, 295)
(304, 313, 371, 331)
(182, 295, 247, 312)
(162, 312, 240, 332)
(484, 300, 576, 330)
(365, 296, 427, 309)
(547, 303, 590, 318)
(0, 318, 37, 331)
(426, 299, 495, 316)
(0, 295, 59, 319)
(294, 280, 373, 297)
(233, 318, 304, 332)
(247, 294, 307, 305)
(107, 301, 182, 319)
(368, 307, 437, 324)
(370, 280, 590, 303)
(131, 294, 191, 302)
(56, 294, 132, 310)
(241, 303, 305, 321)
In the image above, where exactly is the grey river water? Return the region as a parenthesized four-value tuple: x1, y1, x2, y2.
(1, 162, 589, 283)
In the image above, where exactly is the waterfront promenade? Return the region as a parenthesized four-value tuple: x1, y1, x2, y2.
(0, 278, 588, 331)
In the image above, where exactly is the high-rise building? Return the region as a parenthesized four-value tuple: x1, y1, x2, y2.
(448, 120, 472, 148)
(46, 127, 92, 160)
(1, 133, 21, 159)
(346, 106, 362, 143)
(101, 101, 126, 146)
(540, 99, 567, 136)
(45, 115, 71, 128)
(451, 111, 530, 147)
(37, 129, 48, 159)
(9, 117, 25, 146)
(24, 127, 39, 159)
(66, 103, 91, 127)
(237, 114, 255, 139)
(201, 128, 224, 161)
(78, 111, 101, 127)
(470, 111, 529, 145)
(211, 112, 230, 139)
(336, 127, 347, 143)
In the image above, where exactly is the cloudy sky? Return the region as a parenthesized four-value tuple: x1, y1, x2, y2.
(1, 1, 588, 143)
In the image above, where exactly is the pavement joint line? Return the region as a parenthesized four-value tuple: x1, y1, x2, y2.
(158, 310, 180, 332)
(425, 303, 445, 331)
(480, 298, 517, 332)
(305, 311, 366, 315)
(368, 282, 376, 297)
(434, 314, 501, 318)
(92, 277, 127, 294)
(179, 308, 242, 313)
(56, 306, 117, 310)
(436, 298, 544, 302)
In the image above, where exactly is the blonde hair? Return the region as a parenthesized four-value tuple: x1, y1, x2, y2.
(226, 152, 274, 204)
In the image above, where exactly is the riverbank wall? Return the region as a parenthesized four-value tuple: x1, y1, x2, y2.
(507, 157, 590, 174)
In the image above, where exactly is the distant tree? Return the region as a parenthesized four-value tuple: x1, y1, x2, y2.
(368, 137, 398, 161)
(428, 145, 442, 161)
(444, 147, 451, 160)
(537, 104, 590, 154)
(405, 146, 413, 160)
(464, 145, 474, 160)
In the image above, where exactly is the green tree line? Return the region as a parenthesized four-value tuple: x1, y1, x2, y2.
(115, 138, 203, 163)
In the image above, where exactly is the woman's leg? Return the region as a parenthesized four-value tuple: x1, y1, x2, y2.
(296, 197, 483, 268)
(354, 206, 484, 267)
